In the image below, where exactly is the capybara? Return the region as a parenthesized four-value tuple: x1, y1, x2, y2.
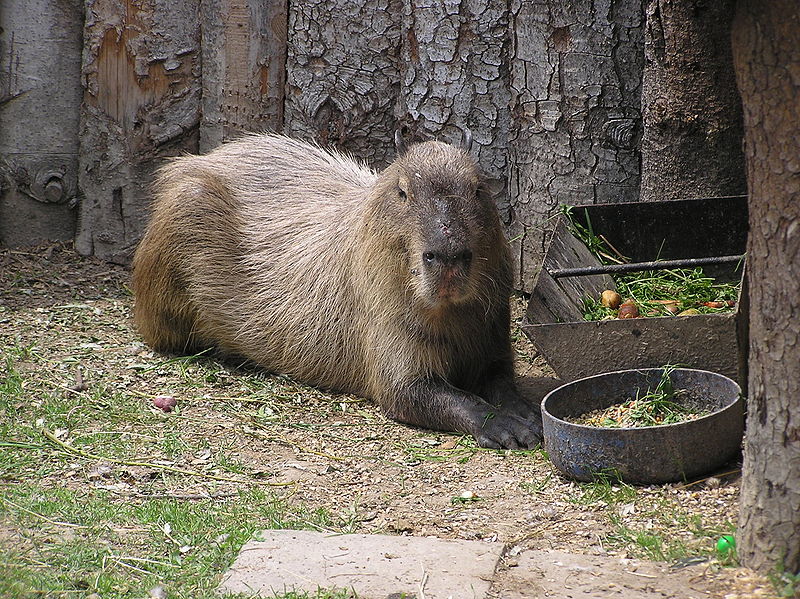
(132, 132, 543, 448)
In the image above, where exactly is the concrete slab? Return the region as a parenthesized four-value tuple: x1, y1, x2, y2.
(493, 549, 718, 598)
(218, 530, 503, 598)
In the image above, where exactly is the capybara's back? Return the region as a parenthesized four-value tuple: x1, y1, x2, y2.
(133, 132, 543, 448)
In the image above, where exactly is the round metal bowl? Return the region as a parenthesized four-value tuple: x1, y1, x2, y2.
(541, 368, 744, 484)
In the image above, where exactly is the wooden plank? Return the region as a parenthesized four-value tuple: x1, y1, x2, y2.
(526, 268, 585, 325)
(75, 0, 202, 263)
(199, 0, 288, 152)
(0, 0, 83, 246)
(527, 217, 615, 325)
(546, 218, 616, 309)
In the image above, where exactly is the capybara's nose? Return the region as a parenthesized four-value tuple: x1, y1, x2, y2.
(422, 248, 472, 269)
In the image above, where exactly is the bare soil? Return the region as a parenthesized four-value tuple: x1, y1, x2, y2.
(0, 242, 778, 598)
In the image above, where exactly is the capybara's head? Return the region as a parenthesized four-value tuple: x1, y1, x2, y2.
(371, 133, 502, 309)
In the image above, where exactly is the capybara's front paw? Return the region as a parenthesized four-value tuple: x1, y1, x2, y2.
(473, 412, 543, 450)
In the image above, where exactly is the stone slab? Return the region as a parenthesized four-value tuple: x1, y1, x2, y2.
(218, 530, 503, 598)
(493, 549, 719, 599)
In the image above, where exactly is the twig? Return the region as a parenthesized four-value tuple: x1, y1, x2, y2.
(40, 428, 296, 487)
(673, 469, 741, 490)
(625, 570, 658, 578)
(0, 496, 88, 529)
(419, 565, 429, 599)
(599, 234, 630, 263)
(246, 428, 344, 462)
(103, 556, 152, 576)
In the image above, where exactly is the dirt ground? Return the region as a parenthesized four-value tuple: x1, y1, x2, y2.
(0, 242, 779, 598)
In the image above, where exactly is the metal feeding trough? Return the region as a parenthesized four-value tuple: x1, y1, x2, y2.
(541, 368, 744, 484)
(522, 196, 749, 386)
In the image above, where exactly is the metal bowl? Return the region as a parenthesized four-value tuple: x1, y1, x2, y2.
(541, 368, 744, 484)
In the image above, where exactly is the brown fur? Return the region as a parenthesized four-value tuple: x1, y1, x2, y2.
(132, 133, 542, 448)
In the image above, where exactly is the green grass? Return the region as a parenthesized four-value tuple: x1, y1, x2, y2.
(770, 560, 800, 598)
(561, 204, 742, 321)
(603, 500, 738, 563)
(0, 483, 353, 599)
(0, 341, 363, 598)
(581, 267, 740, 321)
(569, 473, 638, 506)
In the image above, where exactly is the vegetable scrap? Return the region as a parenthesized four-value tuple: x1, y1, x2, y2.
(568, 367, 709, 428)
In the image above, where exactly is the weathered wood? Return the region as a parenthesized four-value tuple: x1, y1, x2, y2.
(639, 0, 746, 202)
(507, 0, 645, 290)
(283, 0, 401, 167)
(397, 0, 511, 203)
(527, 218, 614, 325)
(75, 0, 201, 263)
(0, 0, 83, 246)
(199, 0, 287, 152)
(733, 0, 800, 575)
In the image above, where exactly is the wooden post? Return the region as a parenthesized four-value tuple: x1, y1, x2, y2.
(0, 0, 83, 246)
(199, 0, 288, 152)
(75, 0, 202, 263)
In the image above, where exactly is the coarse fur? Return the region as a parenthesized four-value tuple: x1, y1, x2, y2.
(132, 133, 542, 448)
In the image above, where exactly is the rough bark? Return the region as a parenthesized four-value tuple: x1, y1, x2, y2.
(398, 0, 511, 205)
(199, 0, 287, 152)
(640, 0, 746, 203)
(732, 0, 800, 576)
(283, 0, 401, 167)
(0, 0, 83, 246)
(508, 0, 645, 291)
(75, 0, 201, 264)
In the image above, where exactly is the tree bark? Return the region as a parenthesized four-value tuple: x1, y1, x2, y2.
(75, 0, 201, 263)
(732, 0, 800, 576)
(283, 0, 401, 167)
(0, 0, 83, 246)
(397, 0, 511, 205)
(640, 0, 746, 203)
(507, 0, 645, 290)
(199, 0, 287, 152)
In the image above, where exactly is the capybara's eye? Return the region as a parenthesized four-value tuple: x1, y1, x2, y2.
(461, 250, 473, 264)
(423, 252, 436, 264)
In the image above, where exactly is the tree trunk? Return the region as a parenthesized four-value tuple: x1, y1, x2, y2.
(640, 0, 746, 203)
(75, 0, 201, 263)
(732, 0, 800, 576)
(283, 0, 401, 167)
(0, 0, 83, 246)
(199, 0, 287, 152)
(397, 0, 511, 206)
(507, 0, 645, 290)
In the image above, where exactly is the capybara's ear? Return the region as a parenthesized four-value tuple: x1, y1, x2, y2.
(459, 128, 473, 154)
(394, 129, 408, 157)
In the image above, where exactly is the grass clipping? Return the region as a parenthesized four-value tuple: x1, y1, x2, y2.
(569, 367, 709, 428)
(561, 205, 741, 321)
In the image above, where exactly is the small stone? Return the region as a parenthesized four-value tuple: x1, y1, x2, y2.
(149, 585, 167, 599)
(152, 395, 177, 412)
